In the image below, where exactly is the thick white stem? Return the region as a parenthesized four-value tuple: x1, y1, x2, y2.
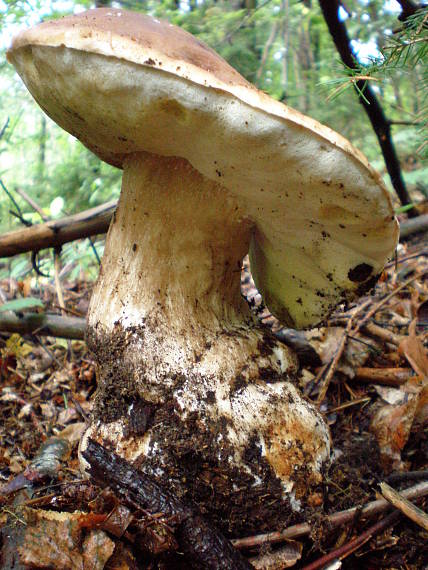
(84, 153, 330, 533)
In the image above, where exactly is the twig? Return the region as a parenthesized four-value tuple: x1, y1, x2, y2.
(232, 481, 428, 549)
(325, 396, 371, 414)
(351, 271, 425, 334)
(353, 367, 413, 387)
(81, 439, 253, 570)
(300, 510, 401, 570)
(0, 117, 9, 140)
(315, 300, 371, 405)
(256, 21, 279, 83)
(216, 0, 273, 48)
(0, 178, 29, 225)
(386, 470, 428, 484)
(363, 321, 405, 346)
(0, 200, 116, 258)
(14, 187, 49, 222)
(380, 481, 428, 531)
(385, 248, 427, 267)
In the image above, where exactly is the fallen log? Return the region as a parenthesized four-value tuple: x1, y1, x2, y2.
(0, 312, 85, 339)
(0, 203, 426, 259)
(0, 200, 116, 257)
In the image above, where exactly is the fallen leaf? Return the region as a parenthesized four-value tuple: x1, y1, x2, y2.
(250, 540, 302, 569)
(370, 395, 418, 471)
(399, 319, 428, 379)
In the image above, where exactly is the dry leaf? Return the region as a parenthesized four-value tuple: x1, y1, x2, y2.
(399, 319, 428, 379)
(370, 396, 418, 471)
(250, 540, 302, 569)
(82, 529, 116, 570)
(16, 508, 115, 570)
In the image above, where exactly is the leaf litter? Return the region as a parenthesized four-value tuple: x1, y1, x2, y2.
(0, 238, 426, 569)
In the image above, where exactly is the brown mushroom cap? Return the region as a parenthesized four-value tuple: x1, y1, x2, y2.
(7, 8, 399, 328)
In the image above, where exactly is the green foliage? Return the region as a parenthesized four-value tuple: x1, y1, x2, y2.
(0, 0, 426, 280)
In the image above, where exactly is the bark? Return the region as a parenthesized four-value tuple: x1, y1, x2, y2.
(354, 366, 413, 387)
(318, 0, 416, 215)
(0, 200, 116, 257)
(81, 438, 253, 570)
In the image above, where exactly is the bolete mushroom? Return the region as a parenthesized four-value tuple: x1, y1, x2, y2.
(8, 8, 399, 532)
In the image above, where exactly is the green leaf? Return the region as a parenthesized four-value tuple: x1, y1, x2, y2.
(0, 297, 45, 313)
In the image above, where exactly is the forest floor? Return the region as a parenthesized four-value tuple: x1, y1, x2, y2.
(0, 235, 426, 569)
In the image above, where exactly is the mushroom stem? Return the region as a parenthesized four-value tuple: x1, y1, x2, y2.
(90, 152, 253, 336)
(87, 152, 296, 408)
(84, 152, 330, 533)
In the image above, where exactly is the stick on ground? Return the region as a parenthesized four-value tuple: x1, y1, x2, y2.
(81, 438, 253, 570)
(0, 312, 85, 340)
(380, 481, 428, 531)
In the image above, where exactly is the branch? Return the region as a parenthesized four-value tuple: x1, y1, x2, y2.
(301, 510, 401, 570)
(0, 200, 116, 257)
(0, 312, 85, 340)
(14, 186, 49, 222)
(318, 0, 417, 215)
(380, 481, 428, 531)
(399, 213, 428, 238)
(0, 201, 425, 259)
(81, 438, 253, 570)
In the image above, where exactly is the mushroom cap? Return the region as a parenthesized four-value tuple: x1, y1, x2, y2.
(8, 8, 399, 328)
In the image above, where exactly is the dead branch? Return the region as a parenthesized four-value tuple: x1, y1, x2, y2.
(400, 213, 428, 239)
(354, 366, 413, 386)
(0, 200, 116, 257)
(0, 312, 85, 340)
(0, 201, 424, 259)
(363, 321, 405, 346)
(380, 481, 428, 531)
(315, 300, 371, 405)
(14, 187, 49, 222)
(81, 438, 253, 570)
(301, 510, 401, 570)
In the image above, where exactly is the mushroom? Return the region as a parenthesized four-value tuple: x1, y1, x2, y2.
(8, 8, 398, 532)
